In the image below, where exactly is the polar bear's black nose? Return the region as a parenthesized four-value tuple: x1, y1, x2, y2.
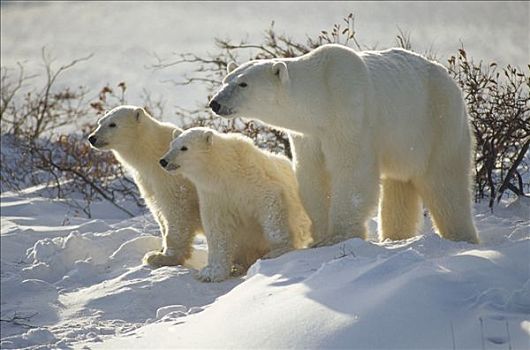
(209, 100, 221, 113)
(159, 159, 168, 168)
(88, 135, 97, 145)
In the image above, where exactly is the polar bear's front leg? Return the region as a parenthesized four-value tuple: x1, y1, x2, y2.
(143, 211, 176, 267)
(259, 188, 293, 259)
(320, 140, 380, 245)
(198, 204, 234, 282)
(199, 232, 233, 282)
(143, 208, 195, 268)
(289, 133, 331, 244)
(160, 221, 195, 265)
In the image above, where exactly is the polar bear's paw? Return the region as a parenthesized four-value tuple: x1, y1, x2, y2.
(142, 250, 185, 268)
(197, 264, 231, 282)
(230, 263, 247, 277)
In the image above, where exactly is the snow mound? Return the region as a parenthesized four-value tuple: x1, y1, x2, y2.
(2, 190, 529, 349)
(0, 191, 237, 349)
(94, 231, 530, 349)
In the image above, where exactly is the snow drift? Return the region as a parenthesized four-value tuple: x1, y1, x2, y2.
(1, 187, 529, 349)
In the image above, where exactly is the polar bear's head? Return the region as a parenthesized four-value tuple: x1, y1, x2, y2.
(208, 60, 292, 127)
(159, 127, 215, 177)
(88, 105, 147, 151)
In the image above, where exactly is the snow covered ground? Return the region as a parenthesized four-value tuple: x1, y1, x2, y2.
(1, 185, 529, 349)
(0, 187, 238, 348)
(2, 2, 529, 349)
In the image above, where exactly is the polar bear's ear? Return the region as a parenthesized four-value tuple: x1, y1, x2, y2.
(227, 62, 238, 73)
(172, 128, 182, 140)
(205, 130, 214, 146)
(135, 107, 146, 122)
(272, 61, 289, 84)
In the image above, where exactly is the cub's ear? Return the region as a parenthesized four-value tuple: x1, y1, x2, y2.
(205, 130, 214, 146)
(135, 107, 146, 122)
(172, 128, 183, 139)
(272, 61, 289, 84)
(227, 62, 238, 74)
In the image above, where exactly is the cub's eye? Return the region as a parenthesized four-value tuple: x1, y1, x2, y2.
(180, 146, 188, 151)
(238, 82, 248, 88)
(109, 123, 117, 128)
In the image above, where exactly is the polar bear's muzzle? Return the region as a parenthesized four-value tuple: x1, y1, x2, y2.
(209, 99, 234, 117)
(159, 158, 180, 172)
(209, 100, 221, 113)
(87, 134, 109, 149)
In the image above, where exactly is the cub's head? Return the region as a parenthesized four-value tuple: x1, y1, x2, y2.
(88, 105, 147, 151)
(208, 60, 290, 124)
(159, 127, 216, 176)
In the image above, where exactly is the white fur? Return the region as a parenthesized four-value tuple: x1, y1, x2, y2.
(210, 44, 479, 245)
(88, 106, 202, 266)
(160, 127, 312, 282)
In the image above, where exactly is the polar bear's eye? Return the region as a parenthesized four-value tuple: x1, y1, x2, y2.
(109, 123, 117, 128)
(238, 82, 248, 88)
(180, 146, 188, 151)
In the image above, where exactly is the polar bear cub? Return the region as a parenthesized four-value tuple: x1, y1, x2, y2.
(88, 106, 202, 267)
(160, 127, 312, 282)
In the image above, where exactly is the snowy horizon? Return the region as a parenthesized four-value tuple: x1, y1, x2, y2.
(1, 1, 528, 121)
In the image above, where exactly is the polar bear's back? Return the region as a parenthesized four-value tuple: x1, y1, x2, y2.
(298, 45, 460, 130)
(361, 48, 452, 118)
(222, 133, 295, 187)
(237, 140, 312, 248)
(357, 48, 468, 179)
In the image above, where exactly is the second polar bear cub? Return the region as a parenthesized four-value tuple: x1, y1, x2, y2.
(160, 127, 312, 282)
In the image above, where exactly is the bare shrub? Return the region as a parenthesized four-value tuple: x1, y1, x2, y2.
(154, 14, 529, 206)
(1, 49, 93, 140)
(1, 52, 143, 218)
(151, 14, 363, 159)
(447, 49, 529, 207)
(2, 14, 527, 217)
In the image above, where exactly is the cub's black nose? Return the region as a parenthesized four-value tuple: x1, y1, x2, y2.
(209, 100, 221, 113)
(159, 159, 168, 168)
(88, 135, 97, 145)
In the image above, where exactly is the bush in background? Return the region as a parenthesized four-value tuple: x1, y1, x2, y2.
(447, 50, 529, 207)
(153, 13, 529, 208)
(0, 51, 144, 217)
(1, 14, 528, 218)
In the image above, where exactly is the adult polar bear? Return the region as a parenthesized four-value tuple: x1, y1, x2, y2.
(209, 44, 479, 245)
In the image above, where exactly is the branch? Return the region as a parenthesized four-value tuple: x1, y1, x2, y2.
(160, 77, 220, 87)
(31, 144, 136, 217)
(496, 137, 530, 201)
(33, 49, 94, 139)
(216, 42, 277, 57)
(148, 53, 226, 71)
(0, 312, 39, 329)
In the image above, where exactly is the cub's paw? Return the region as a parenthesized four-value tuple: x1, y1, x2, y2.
(142, 250, 184, 268)
(197, 264, 230, 282)
(230, 263, 247, 277)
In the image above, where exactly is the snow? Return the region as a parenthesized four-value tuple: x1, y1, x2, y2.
(1, 2, 529, 349)
(0, 189, 239, 349)
(90, 209, 530, 350)
(1, 186, 529, 349)
(1, 2, 528, 115)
